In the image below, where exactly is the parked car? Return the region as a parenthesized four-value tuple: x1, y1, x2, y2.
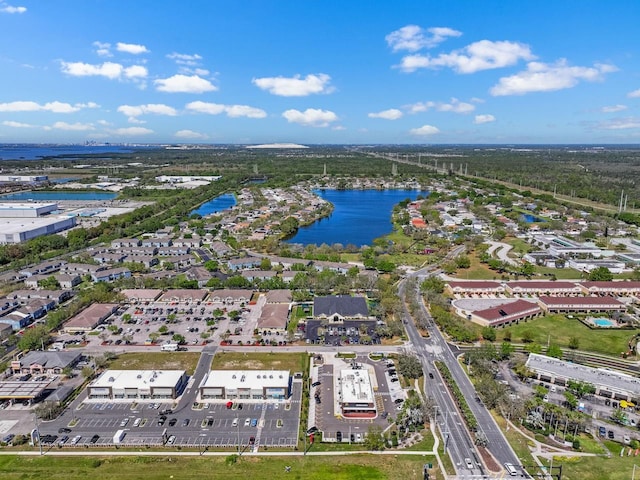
(244, 418, 251, 427)
(608, 430, 615, 439)
(167, 435, 176, 446)
(90, 434, 100, 444)
(599, 426, 606, 437)
(465, 458, 474, 470)
(250, 418, 257, 427)
(58, 427, 72, 434)
(311, 381, 321, 387)
(182, 418, 190, 427)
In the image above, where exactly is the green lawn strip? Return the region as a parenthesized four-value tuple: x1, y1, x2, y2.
(210, 351, 308, 373)
(534, 266, 585, 279)
(550, 440, 636, 480)
(500, 314, 640, 356)
(108, 352, 200, 375)
(0, 454, 430, 480)
(403, 428, 436, 451)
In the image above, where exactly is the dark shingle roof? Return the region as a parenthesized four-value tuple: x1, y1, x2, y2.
(313, 295, 368, 317)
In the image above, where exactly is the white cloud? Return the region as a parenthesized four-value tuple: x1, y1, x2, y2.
(117, 104, 177, 119)
(61, 61, 123, 79)
(175, 129, 208, 139)
(93, 41, 112, 57)
(224, 105, 267, 118)
(2, 120, 34, 128)
(368, 109, 403, 120)
(111, 127, 153, 136)
(185, 101, 266, 118)
(167, 52, 202, 65)
(282, 108, 338, 127)
(398, 40, 534, 73)
(386, 25, 461, 52)
(0, 100, 96, 113)
(407, 98, 475, 114)
(410, 124, 440, 136)
(0, 4, 26, 13)
(601, 105, 627, 113)
(253, 74, 334, 97)
(597, 117, 640, 130)
(628, 89, 640, 98)
(116, 42, 149, 55)
(490, 59, 617, 96)
(474, 114, 496, 124)
(46, 121, 95, 131)
(124, 65, 148, 78)
(155, 74, 216, 93)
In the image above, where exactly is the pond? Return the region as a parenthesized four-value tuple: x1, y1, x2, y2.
(286, 189, 428, 247)
(191, 193, 237, 217)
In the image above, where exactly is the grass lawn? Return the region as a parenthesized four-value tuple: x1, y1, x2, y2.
(0, 454, 436, 480)
(550, 440, 636, 480)
(500, 314, 640, 356)
(109, 352, 200, 375)
(404, 428, 436, 451)
(534, 266, 585, 279)
(211, 351, 309, 373)
(454, 254, 502, 280)
(503, 237, 534, 256)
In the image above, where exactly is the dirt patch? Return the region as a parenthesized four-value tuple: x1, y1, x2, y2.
(478, 445, 500, 472)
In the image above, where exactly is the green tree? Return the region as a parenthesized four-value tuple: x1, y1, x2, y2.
(38, 275, 60, 290)
(363, 424, 385, 451)
(172, 334, 186, 344)
(260, 257, 272, 270)
(546, 344, 563, 359)
(397, 354, 423, 379)
(568, 336, 580, 350)
(500, 342, 514, 359)
(481, 327, 496, 342)
(17, 325, 50, 351)
(421, 276, 445, 294)
(204, 260, 219, 272)
(588, 266, 613, 281)
(564, 391, 578, 410)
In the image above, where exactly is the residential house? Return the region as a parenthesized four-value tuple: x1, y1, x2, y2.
(91, 267, 131, 283)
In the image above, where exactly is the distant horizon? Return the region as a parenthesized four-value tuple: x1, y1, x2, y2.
(0, 2, 638, 144)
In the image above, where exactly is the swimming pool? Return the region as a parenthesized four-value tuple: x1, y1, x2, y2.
(593, 318, 615, 327)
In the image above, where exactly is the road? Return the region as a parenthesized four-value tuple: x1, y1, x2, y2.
(402, 246, 524, 477)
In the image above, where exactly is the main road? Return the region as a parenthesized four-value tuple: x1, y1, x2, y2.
(403, 248, 524, 478)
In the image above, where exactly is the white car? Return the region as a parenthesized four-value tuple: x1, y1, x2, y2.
(244, 418, 251, 427)
(465, 458, 474, 470)
(133, 418, 141, 427)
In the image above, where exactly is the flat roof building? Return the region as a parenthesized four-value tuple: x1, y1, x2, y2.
(88, 369, 187, 400)
(0, 216, 76, 244)
(526, 353, 640, 402)
(200, 370, 291, 401)
(0, 202, 57, 218)
(338, 368, 375, 418)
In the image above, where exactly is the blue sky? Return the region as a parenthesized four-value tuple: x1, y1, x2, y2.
(0, 0, 639, 144)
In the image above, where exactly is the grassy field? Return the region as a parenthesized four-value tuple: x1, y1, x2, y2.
(551, 441, 636, 480)
(211, 351, 308, 373)
(500, 314, 640, 356)
(109, 352, 200, 375)
(455, 254, 502, 280)
(0, 454, 436, 480)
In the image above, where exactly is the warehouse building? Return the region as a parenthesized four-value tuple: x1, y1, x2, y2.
(199, 370, 291, 401)
(0, 202, 58, 218)
(0, 216, 76, 244)
(87, 370, 187, 400)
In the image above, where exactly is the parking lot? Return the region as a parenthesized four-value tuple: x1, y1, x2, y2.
(309, 354, 406, 443)
(55, 297, 264, 350)
(39, 379, 303, 451)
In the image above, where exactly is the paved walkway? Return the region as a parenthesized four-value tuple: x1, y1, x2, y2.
(485, 241, 519, 267)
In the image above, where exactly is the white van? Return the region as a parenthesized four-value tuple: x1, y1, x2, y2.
(504, 463, 517, 476)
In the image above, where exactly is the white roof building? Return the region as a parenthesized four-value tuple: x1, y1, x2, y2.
(200, 370, 291, 401)
(88, 369, 187, 400)
(338, 368, 376, 417)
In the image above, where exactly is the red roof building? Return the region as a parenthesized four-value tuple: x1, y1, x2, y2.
(471, 300, 541, 327)
(446, 281, 505, 296)
(506, 281, 582, 296)
(538, 296, 625, 313)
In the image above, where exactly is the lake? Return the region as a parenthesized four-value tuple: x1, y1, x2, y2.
(0, 144, 144, 160)
(191, 193, 237, 216)
(287, 189, 428, 247)
(1, 191, 117, 201)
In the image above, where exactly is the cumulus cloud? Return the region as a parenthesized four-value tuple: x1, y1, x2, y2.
(407, 98, 475, 114)
(409, 124, 440, 136)
(490, 59, 617, 96)
(185, 101, 266, 118)
(253, 74, 334, 96)
(111, 127, 153, 136)
(628, 89, 640, 98)
(386, 25, 462, 52)
(93, 41, 112, 57)
(45, 121, 95, 131)
(398, 40, 534, 73)
(368, 109, 403, 120)
(601, 105, 627, 113)
(155, 74, 216, 93)
(2, 120, 34, 128)
(282, 108, 338, 127)
(61, 61, 148, 80)
(474, 114, 496, 124)
(175, 129, 208, 139)
(117, 104, 177, 120)
(0, 100, 97, 113)
(596, 117, 640, 130)
(0, 3, 26, 13)
(116, 42, 149, 55)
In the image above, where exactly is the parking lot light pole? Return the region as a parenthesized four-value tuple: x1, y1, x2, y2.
(633, 464, 639, 480)
(237, 420, 240, 455)
(34, 413, 42, 456)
